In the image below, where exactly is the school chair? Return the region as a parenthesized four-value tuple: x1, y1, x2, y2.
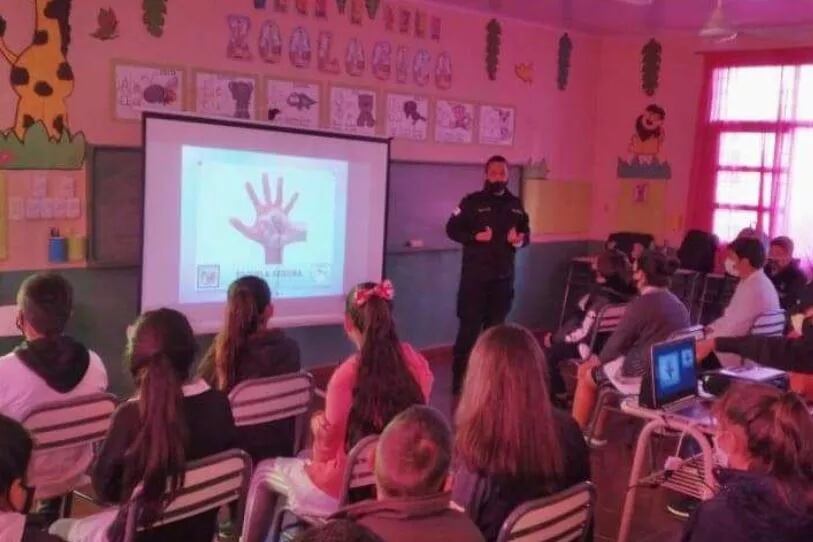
(496, 481, 596, 542)
(22, 392, 118, 517)
(122, 449, 252, 542)
(268, 435, 379, 542)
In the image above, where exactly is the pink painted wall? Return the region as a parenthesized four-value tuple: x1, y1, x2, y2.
(0, 0, 600, 181)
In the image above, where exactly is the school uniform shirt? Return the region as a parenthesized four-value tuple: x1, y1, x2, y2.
(91, 379, 237, 542)
(0, 337, 108, 496)
(307, 343, 434, 498)
(708, 269, 780, 368)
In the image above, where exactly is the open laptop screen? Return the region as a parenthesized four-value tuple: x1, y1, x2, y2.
(651, 338, 698, 409)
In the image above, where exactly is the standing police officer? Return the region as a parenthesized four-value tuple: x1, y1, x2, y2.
(446, 155, 530, 394)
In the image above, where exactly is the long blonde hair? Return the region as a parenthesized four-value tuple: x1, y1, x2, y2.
(455, 324, 565, 484)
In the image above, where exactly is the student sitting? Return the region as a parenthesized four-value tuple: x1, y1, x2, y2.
(544, 249, 636, 398)
(49, 308, 237, 542)
(681, 384, 813, 542)
(766, 236, 808, 314)
(199, 275, 301, 462)
(333, 405, 483, 542)
(0, 415, 62, 542)
(0, 273, 108, 510)
(572, 250, 689, 438)
(452, 324, 590, 542)
(242, 281, 433, 542)
(705, 237, 780, 368)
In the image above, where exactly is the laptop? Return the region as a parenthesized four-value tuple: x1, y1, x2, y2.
(649, 337, 713, 424)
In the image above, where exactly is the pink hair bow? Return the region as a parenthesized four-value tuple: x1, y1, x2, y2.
(354, 280, 395, 306)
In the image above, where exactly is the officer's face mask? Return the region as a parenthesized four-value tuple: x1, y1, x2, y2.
(484, 180, 507, 195)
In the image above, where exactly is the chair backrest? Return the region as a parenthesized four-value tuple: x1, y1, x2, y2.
(750, 310, 787, 337)
(337, 435, 379, 507)
(668, 325, 705, 341)
(22, 393, 117, 452)
(588, 304, 627, 351)
(496, 482, 596, 542)
(228, 372, 314, 427)
(123, 449, 252, 542)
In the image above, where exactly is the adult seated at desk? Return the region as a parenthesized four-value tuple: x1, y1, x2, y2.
(704, 237, 779, 369)
(544, 249, 636, 399)
(572, 250, 690, 443)
(680, 383, 813, 542)
(766, 236, 808, 314)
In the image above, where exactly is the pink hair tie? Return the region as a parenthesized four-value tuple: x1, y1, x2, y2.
(354, 280, 395, 307)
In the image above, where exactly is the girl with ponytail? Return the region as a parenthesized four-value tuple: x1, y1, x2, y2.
(49, 309, 236, 542)
(200, 276, 301, 462)
(242, 280, 433, 542)
(682, 383, 813, 542)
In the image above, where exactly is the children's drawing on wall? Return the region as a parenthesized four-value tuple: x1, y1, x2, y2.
(479, 105, 515, 146)
(295, 0, 309, 15)
(275, 0, 290, 13)
(558, 33, 573, 91)
(372, 42, 392, 81)
(259, 21, 283, 63)
(486, 19, 502, 81)
(91, 8, 119, 40)
(398, 8, 411, 34)
(384, 5, 395, 31)
(266, 78, 320, 129)
(435, 52, 453, 90)
(413, 49, 431, 87)
(386, 93, 428, 141)
(227, 15, 253, 60)
(330, 86, 376, 136)
(365, 0, 381, 20)
(350, 0, 364, 24)
(617, 104, 672, 179)
(430, 16, 441, 40)
(0, 0, 86, 170)
(289, 27, 312, 68)
(195, 72, 257, 120)
(641, 38, 662, 97)
(114, 64, 184, 121)
(336, 0, 349, 14)
(345, 38, 365, 76)
(143, 0, 168, 37)
(515, 63, 533, 84)
(415, 10, 427, 38)
(395, 46, 409, 84)
(317, 32, 340, 73)
(315, 0, 328, 18)
(435, 100, 474, 144)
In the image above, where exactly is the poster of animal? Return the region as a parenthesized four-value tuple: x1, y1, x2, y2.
(478, 104, 515, 146)
(617, 104, 671, 179)
(266, 78, 321, 129)
(386, 93, 428, 141)
(195, 72, 258, 119)
(114, 63, 184, 121)
(435, 100, 474, 144)
(330, 86, 377, 136)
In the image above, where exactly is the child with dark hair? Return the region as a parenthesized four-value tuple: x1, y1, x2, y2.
(242, 280, 433, 542)
(0, 415, 61, 542)
(681, 384, 813, 542)
(48, 308, 237, 542)
(0, 273, 108, 510)
(199, 275, 301, 462)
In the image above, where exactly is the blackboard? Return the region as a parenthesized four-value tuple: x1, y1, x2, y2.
(88, 146, 144, 266)
(88, 149, 521, 263)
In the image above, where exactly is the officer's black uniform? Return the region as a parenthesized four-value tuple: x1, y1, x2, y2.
(768, 259, 808, 313)
(446, 186, 530, 393)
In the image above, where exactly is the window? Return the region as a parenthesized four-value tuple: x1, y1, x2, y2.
(706, 63, 813, 261)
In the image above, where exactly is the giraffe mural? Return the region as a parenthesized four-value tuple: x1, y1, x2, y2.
(0, 0, 75, 140)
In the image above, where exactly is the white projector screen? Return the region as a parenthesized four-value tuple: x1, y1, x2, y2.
(141, 113, 389, 333)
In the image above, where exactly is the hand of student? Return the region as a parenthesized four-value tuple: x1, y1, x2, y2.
(695, 339, 716, 362)
(507, 227, 525, 247)
(474, 226, 493, 242)
(230, 174, 307, 265)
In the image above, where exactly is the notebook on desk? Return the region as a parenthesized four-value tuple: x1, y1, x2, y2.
(648, 337, 714, 424)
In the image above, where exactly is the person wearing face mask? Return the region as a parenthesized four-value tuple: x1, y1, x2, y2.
(704, 237, 780, 369)
(0, 414, 62, 542)
(681, 383, 813, 542)
(446, 155, 530, 395)
(766, 236, 808, 314)
(571, 250, 689, 444)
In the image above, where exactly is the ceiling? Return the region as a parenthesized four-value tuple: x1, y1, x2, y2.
(428, 0, 813, 35)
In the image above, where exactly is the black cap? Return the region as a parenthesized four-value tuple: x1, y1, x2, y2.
(797, 282, 813, 313)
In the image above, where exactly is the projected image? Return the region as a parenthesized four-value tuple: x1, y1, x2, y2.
(179, 146, 349, 303)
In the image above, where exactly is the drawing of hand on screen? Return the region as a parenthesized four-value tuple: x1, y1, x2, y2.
(230, 174, 308, 264)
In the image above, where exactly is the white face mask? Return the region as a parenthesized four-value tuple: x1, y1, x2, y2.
(724, 258, 740, 278)
(791, 314, 806, 335)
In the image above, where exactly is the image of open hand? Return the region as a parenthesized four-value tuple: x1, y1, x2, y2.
(230, 174, 308, 264)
